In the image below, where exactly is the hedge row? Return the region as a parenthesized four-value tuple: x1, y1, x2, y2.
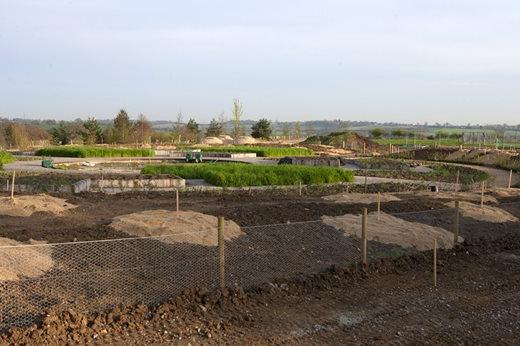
(35, 146, 155, 158)
(141, 163, 354, 187)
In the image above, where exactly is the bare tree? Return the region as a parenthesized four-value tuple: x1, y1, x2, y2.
(231, 99, 244, 142)
(134, 114, 152, 144)
(173, 111, 184, 143)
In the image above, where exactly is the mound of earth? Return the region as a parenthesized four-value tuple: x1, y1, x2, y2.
(416, 191, 498, 204)
(0, 194, 76, 217)
(110, 210, 244, 246)
(0, 238, 54, 281)
(300, 144, 353, 156)
(218, 135, 234, 144)
(237, 136, 257, 145)
(322, 212, 462, 250)
(323, 193, 401, 204)
(494, 188, 520, 198)
(444, 201, 518, 223)
(201, 137, 224, 145)
(303, 131, 384, 153)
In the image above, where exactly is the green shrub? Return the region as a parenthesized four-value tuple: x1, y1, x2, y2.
(0, 151, 15, 169)
(141, 163, 354, 187)
(190, 146, 314, 157)
(35, 146, 155, 158)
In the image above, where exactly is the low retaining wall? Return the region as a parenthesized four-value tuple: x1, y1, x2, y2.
(155, 150, 256, 158)
(279, 156, 341, 167)
(72, 177, 186, 194)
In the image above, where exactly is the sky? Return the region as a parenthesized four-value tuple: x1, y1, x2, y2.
(1, 0, 519, 125)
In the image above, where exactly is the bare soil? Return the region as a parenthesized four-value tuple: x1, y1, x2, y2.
(0, 189, 517, 244)
(2, 234, 520, 345)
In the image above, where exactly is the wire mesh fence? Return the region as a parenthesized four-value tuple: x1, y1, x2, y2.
(1, 202, 520, 332)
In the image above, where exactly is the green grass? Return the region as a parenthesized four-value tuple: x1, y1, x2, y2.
(375, 138, 520, 149)
(189, 146, 314, 157)
(35, 146, 155, 158)
(0, 151, 15, 169)
(141, 163, 354, 187)
(356, 162, 489, 185)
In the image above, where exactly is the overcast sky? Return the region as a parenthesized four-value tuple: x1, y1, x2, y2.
(1, 0, 519, 124)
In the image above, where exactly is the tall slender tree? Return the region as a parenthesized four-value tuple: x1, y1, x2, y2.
(231, 99, 244, 141)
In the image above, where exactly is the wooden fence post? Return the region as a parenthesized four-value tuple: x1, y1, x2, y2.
(377, 192, 381, 221)
(176, 189, 180, 213)
(299, 181, 302, 196)
(433, 238, 437, 288)
(455, 170, 460, 191)
(10, 171, 16, 200)
(453, 200, 459, 246)
(218, 217, 225, 289)
(361, 208, 368, 268)
(364, 174, 368, 193)
(480, 181, 485, 208)
(509, 170, 513, 189)
(363, 142, 366, 155)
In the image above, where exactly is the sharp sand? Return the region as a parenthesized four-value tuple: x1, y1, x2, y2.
(444, 201, 518, 223)
(494, 188, 520, 198)
(110, 210, 244, 246)
(323, 193, 401, 204)
(0, 194, 77, 217)
(322, 212, 463, 251)
(415, 191, 498, 204)
(0, 238, 54, 281)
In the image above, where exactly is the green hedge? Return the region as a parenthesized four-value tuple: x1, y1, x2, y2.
(35, 146, 155, 158)
(142, 163, 354, 187)
(190, 146, 314, 157)
(0, 151, 15, 169)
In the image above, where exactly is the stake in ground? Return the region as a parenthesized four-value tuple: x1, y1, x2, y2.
(141, 163, 354, 187)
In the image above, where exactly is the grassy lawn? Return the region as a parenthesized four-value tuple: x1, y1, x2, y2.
(35, 146, 155, 158)
(141, 163, 354, 187)
(0, 151, 15, 169)
(189, 146, 314, 157)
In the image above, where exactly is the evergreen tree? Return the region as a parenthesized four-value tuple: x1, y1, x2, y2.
(251, 118, 272, 139)
(81, 117, 103, 144)
(205, 118, 223, 137)
(112, 109, 132, 143)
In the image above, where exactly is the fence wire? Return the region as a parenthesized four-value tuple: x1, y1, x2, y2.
(1, 202, 520, 331)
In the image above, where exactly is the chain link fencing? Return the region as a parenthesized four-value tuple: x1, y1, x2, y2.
(1, 201, 520, 331)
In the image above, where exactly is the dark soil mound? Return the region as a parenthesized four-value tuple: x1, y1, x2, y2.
(303, 131, 384, 153)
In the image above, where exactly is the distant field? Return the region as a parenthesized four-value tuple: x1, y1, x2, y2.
(35, 146, 155, 158)
(375, 138, 520, 149)
(0, 151, 15, 169)
(141, 163, 353, 187)
(190, 146, 314, 157)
